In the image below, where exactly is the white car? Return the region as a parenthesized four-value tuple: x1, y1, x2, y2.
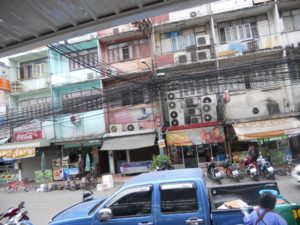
(291, 164, 300, 185)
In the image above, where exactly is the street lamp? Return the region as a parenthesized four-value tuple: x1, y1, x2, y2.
(140, 60, 153, 74)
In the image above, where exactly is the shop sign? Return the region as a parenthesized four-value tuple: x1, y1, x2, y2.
(0, 148, 35, 159)
(0, 127, 10, 144)
(257, 135, 288, 142)
(0, 78, 10, 92)
(166, 126, 225, 147)
(157, 139, 166, 148)
(13, 120, 42, 142)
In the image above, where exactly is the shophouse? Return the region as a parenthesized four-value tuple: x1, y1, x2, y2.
(153, 0, 300, 166)
(0, 48, 56, 181)
(49, 35, 109, 178)
(98, 23, 160, 174)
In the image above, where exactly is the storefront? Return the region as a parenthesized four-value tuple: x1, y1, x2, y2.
(51, 139, 109, 180)
(0, 139, 52, 181)
(230, 117, 300, 164)
(101, 132, 158, 175)
(166, 125, 226, 168)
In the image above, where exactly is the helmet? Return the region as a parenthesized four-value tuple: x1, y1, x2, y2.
(223, 158, 232, 168)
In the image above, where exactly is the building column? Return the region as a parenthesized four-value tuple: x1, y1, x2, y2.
(126, 150, 130, 163)
(108, 150, 115, 174)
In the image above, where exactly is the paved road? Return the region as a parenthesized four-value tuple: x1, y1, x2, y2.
(0, 175, 299, 225)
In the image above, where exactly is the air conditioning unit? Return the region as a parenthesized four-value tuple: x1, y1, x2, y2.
(166, 91, 180, 101)
(267, 102, 280, 115)
(197, 50, 210, 61)
(169, 109, 185, 126)
(87, 72, 94, 79)
(185, 97, 198, 107)
(110, 124, 122, 133)
(178, 54, 188, 64)
(187, 107, 201, 116)
(190, 116, 202, 124)
(196, 35, 210, 47)
(126, 123, 139, 131)
(201, 95, 217, 122)
(106, 68, 118, 76)
(174, 52, 190, 64)
(190, 11, 197, 18)
(70, 114, 81, 124)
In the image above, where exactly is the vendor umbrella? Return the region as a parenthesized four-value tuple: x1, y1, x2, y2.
(85, 153, 91, 172)
(41, 152, 46, 171)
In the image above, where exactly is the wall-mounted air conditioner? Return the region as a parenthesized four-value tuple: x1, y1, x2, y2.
(185, 97, 199, 107)
(187, 107, 201, 116)
(197, 50, 210, 61)
(174, 52, 190, 64)
(126, 123, 139, 131)
(201, 95, 217, 122)
(110, 124, 122, 133)
(169, 109, 185, 126)
(87, 72, 94, 79)
(190, 11, 197, 18)
(70, 114, 81, 124)
(190, 116, 202, 124)
(106, 68, 118, 76)
(196, 35, 210, 47)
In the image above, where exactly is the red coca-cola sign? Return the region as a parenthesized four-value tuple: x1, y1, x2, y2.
(13, 120, 42, 142)
(14, 130, 42, 142)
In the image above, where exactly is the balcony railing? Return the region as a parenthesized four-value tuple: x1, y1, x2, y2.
(10, 77, 51, 94)
(215, 34, 282, 58)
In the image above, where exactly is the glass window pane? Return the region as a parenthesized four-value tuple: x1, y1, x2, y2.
(245, 24, 252, 38)
(109, 191, 151, 217)
(293, 14, 300, 30)
(171, 37, 178, 51)
(225, 27, 231, 42)
(161, 186, 198, 213)
(177, 36, 184, 50)
(238, 25, 245, 40)
(232, 26, 238, 41)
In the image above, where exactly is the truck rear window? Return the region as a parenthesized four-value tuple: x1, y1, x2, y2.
(160, 183, 198, 213)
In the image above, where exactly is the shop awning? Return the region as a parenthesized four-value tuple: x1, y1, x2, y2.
(0, 139, 51, 159)
(101, 133, 156, 151)
(232, 118, 300, 141)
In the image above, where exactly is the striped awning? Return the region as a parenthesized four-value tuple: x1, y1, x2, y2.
(0, 139, 50, 159)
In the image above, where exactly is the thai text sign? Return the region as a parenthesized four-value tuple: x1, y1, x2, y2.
(0, 78, 10, 92)
(166, 126, 225, 146)
(13, 120, 42, 142)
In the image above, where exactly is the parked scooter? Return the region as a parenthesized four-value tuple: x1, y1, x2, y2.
(0, 202, 33, 225)
(207, 158, 223, 184)
(155, 160, 174, 171)
(223, 156, 240, 183)
(244, 157, 259, 181)
(257, 154, 275, 180)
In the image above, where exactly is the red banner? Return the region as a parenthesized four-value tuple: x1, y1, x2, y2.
(14, 130, 42, 142)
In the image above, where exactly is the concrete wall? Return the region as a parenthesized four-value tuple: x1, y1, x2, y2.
(224, 87, 288, 120)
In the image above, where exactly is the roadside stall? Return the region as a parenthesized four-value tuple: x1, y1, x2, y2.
(231, 117, 300, 165)
(166, 125, 226, 168)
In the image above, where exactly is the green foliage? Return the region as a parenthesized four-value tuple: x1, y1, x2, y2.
(150, 154, 171, 170)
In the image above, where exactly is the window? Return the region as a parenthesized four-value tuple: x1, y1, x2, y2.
(19, 96, 52, 120)
(62, 89, 102, 114)
(282, 10, 300, 32)
(160, 182, 198, 213)
(69, 48, 98, 71)
(107, 186, 152, 218)
(219, 16, 260, 43)
(122, 90, 145, 106)
(108, 39, 150, 63)
(20, 58, 48, 80)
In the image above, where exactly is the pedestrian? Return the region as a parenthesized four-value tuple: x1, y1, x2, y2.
(243, 192, 287, 225)
(247, 144, 259, 162)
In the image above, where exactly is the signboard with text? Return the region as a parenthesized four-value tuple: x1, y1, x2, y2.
(0, 78, 10, 92)
(13, 120, 42, 142)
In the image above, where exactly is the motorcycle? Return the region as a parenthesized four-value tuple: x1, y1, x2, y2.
(244, 157, 259, 181)
(223, 156, 240, 183)
(207, 160, 223, 184)
(0, 202, 33, 225)
(257, 155, 275, 180)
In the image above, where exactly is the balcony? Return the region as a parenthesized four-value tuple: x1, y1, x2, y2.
(215, 34, 282, 59)
(98, 24, 143, 42)
(51, 69, 100, 86)
(10, 77, 51, 94)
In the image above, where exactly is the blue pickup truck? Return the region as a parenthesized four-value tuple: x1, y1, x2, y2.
(49, 168, 300, 225)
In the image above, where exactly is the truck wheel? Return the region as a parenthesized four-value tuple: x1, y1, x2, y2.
(217, 179, 222, 184)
